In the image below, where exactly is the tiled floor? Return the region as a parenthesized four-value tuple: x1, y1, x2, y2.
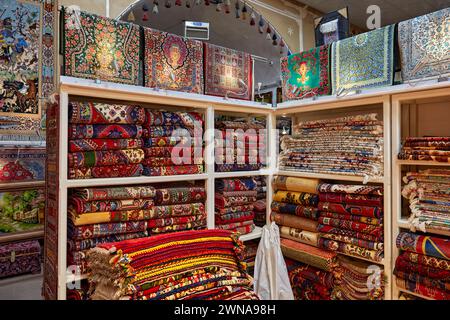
(0, 273, 43, 300)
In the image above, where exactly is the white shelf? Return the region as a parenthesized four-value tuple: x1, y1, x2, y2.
(60, 76, 273, 114)
(276, 170, 385, 184)
(397, 159, 450, 167)
(65, 174, 209, 188)
(239, 226, 263, 242)
(213, 169, 271, 179)
(397, 219, 410, 229)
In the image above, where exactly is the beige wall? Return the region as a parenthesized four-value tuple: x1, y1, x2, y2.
(59, 0, 316, 54)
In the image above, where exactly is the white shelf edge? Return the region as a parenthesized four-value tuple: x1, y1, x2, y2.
(60, 76, 273, 112)
(239, 226, 263, 242)
(213, 169, 272, 178)
(397, 159, 450, 167)
(397, 287, 434, 300)
(276, 79, 450, 111)
(64, 174, 209, 188)
(275, 170, 385, 184)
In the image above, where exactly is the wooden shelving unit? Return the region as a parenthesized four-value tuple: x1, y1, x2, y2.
(391, 84, 450, 300)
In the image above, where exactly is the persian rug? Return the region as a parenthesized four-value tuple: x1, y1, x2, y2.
(153, 203, 205, 218)
(396, 232, 450, 260)
(320, 211, 382, 226)
(155, 187, 206, 205)
(204, 43, 252, 100)
(318, 238, 383, 261)
(271, 201, 319, 220)
(147, 215, 205, 228)
(68, 124, 144, 139)
(63, 9, 140, 85)
(0, 147, 46, 181)
(273, 176, 320, 194)
(272, 191, 319, 206)
(318, 202, 383, 218)
(271, 212, 318, 232)
(319, 193, 382, 207)
(215, 195, 257, 208)
(399, 251, 450, 271)
(331, 24, 395, 94)
(320, 233, 383, 251)
(216, 212, 255, 224)
(68, 220, 148, 240)
(68, 164, 143, 179)
(394, 270, 450, 292)
(285, 258, 335, 288)
(144, 28, 203, 94)
(144, 146, 203, 158)
(215, 220, 254, 230)
(215, 178, 257, 192)
(318, 216, 382, 237)
(69, 102, 146, 124)
(68, 231, 148, 251)
(69, 138, 144, 152)
(217, 204, 254, 215)
(395, 254, 450, 279)
(143, 165, 204, 176)
(318, 183, 383, 195)
(280, 226, 319, 247)
(144, 136, 203, 148)
(396, 277, 450, 300)
(280, 238, 337, 272)
(398, 8, 450, 82)
(215, 163, 262, 173)
(149, 219, 206, 234)
(281, 44, 331, 101)
(317, 224, 382, 242)
(70, 209, 156, 226)
(0, 240, 41, 278)
(0, 0, 57, 140)
(73, 186, 156, 201)
(68, 149, 144, 167)
(145, 111, 204, 127)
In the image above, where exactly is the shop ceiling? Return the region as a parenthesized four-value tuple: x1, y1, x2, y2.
(295, 0, 449, 29)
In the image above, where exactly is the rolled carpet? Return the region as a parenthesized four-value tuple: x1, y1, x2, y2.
(273, 176, 320, 194)
(271, 212, 318, 232)
(396, 232, 450, 261)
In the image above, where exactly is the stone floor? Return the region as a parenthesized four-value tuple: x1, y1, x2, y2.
(0, 272, 43, 300)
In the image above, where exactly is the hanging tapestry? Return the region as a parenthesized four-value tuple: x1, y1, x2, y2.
(0, 0, 56, 141)
(331, 24, 395, 94)
(314, 7, 349, 47)
(398, 8, 450, 82)
(144, 28, 203, 94)
(204, 43, 252, 100)
(0, 188, 44, 233)
(63, 8, 140, 85)
(0, 147, 46, 181)
(281, 45, 331, 101)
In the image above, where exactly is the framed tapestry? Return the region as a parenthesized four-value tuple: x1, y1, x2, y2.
(0, 0, 57, 141)
(331, 24, 396, 95)
(204, 43, 252, 100)
(63, 8, 141, 85)
(144, 27, 204, 94)
(0, 147, 46, 182)
(398, 8, 450, 83)
(281, 44, 331, 101)
(314, 7, 349, 47)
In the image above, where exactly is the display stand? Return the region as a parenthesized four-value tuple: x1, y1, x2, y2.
(391, 85, 450, 300)
(44, 75, 450, 300)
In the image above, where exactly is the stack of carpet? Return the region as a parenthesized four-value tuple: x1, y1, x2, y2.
(271, 176, 321, 247)
(67, 185, 155, 277)
(284, 257, 337, 300)
(215, 120, 266, 172)
(143, 110, 204, 176)
(402, 169, 450, 236)
(151, 182, 207, 234)
(398, 137, 450, 162)
(395, 232, 450, 300)
(86, 229, 258, 300)
(242, 240, 259, 276)
(215, 178, 257, 235)
(332, 255, 384, 300)
(253, 176, 267, 227)
(317, 182, 384, 262)
(279, 113, 384, 179)
(68, 102, 146, 179)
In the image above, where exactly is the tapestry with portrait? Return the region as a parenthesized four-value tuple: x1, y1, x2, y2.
(144, 28, 204, 94)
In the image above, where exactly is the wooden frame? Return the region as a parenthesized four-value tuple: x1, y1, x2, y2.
(391, 85, 450, 300)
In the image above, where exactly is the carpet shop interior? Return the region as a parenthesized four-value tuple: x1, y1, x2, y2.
(0, 0, 449, 301)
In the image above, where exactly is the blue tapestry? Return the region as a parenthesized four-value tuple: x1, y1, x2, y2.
(331, 25, 395, 94)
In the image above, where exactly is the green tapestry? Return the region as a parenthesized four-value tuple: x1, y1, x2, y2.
(331, 25, 395, 94)
(281, 44, 331, 101)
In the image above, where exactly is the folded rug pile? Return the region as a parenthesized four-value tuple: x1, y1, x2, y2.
(402, 169, 450, 236)
(398, 137, 450, 163)
(279, 113, 384, 179)
(143, 110, 204, 176)
(215, 178, 258, 235)
(68, 102, 146, 179)
(254, 176, 267, 227)
(395, 232, 450, 300)
(317, 182, 384, 262)
(87, 229, 258, 300)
